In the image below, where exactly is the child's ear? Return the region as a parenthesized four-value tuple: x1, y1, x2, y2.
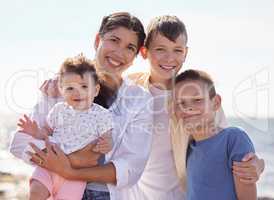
(213, 94, 222, 111)
(94, 33, 100, 50)
(94, 84, 100, 97)
(140, 46, 148, 59)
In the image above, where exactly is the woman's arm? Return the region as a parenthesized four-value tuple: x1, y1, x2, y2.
(67, 143, 102, 169)
(28, 139, 117, 184)
(9, 91, 59, 159)
(66, 162, 117, 184)
(29, 92, 153, 188)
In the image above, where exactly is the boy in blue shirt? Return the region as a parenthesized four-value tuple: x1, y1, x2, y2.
(173, 69, 257, 200)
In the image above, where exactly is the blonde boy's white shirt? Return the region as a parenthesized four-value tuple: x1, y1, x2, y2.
(126, 84, 186, 200)
(9, 79, 154, 200)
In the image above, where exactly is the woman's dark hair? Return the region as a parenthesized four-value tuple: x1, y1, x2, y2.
(98, 12, 146, 54)
(94, 82, 117, 109)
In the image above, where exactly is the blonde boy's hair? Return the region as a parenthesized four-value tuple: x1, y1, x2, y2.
(145, 15, 188, 48)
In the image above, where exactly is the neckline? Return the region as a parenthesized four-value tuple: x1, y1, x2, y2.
(64, 102, 95, 113)
(149, 83, 171, 96)
(191, 127, 226, 147)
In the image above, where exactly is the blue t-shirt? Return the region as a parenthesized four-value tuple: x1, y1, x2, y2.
(186, 127, 255, 200)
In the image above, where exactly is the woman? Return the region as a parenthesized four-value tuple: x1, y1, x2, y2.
(10, 12, 153, 200)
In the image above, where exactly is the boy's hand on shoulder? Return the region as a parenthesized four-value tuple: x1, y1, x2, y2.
(233, 152, 265, 184)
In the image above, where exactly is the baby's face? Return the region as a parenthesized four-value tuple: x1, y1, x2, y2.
(174, 80, 219, 133)
(59, 72, 99, 110)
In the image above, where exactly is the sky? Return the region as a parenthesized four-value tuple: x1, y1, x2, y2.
(0, 0, 274, 119)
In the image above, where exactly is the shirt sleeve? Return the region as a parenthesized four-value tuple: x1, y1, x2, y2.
(227, 127, 255, 169)
(9, 94, 62, 159)
(108, 96, 153, 189)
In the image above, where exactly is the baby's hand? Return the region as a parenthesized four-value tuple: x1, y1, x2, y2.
(93, 131, 113, 154)
(17, 115, 39, 137)
(17, 115, 48, 140)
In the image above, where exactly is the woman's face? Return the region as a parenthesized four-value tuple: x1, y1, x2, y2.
(94, 27, 139, 79)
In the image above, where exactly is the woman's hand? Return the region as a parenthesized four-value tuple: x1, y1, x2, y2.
(28, 140, 72, 178)
(68, 143, 102, 169)
(233, 152, 265, 184)
(40, 78, 61, 97)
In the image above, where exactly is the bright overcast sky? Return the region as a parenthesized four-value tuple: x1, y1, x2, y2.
(0, 0, 273, 118)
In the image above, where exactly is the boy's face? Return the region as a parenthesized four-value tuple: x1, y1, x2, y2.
(174, 80, 221, 133)
(142, 33, 188, 85)
(59, 72, 100, 110)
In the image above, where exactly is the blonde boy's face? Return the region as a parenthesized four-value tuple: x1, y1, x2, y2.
(143, 33, 188, 84)
(174, 80, 221, 133)
(59, 73, 100, 111)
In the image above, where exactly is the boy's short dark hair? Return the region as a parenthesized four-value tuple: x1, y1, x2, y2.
(145, 15, 188, 48)
(99, 12, 146, 54)
(175, 69, 216, 99)
(59, 55, 98, 84)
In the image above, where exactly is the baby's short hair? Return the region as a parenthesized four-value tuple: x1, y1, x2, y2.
(59, 55, 98, 84)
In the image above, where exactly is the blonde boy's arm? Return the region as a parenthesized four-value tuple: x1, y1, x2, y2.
(234, 174, 257, 200)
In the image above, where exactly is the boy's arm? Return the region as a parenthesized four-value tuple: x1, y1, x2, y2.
(234, 174, 257, 200)
(233, 152, 265, 184)
(227, 127, 258, 200)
